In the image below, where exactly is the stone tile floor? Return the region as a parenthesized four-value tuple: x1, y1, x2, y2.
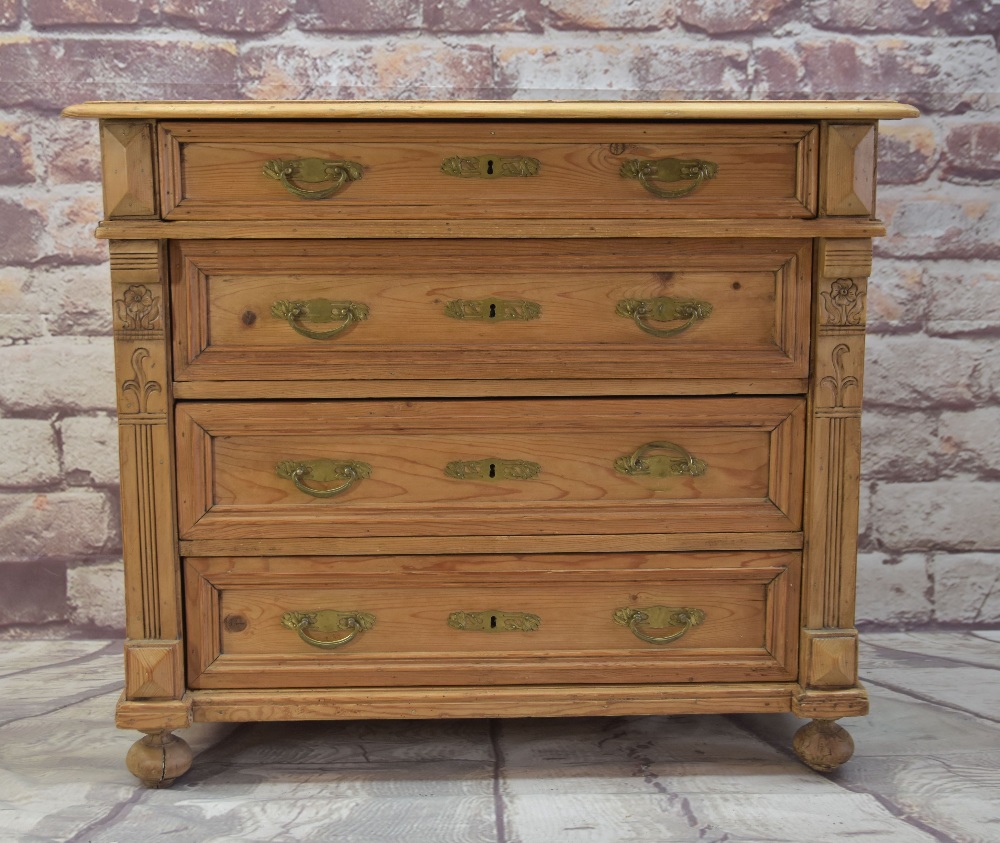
(1, 632, 998, 842)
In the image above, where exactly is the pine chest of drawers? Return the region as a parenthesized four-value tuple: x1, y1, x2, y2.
(65, 99, 917, 787)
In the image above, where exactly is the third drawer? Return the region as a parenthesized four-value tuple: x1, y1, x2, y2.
(176, 396, 805, 540)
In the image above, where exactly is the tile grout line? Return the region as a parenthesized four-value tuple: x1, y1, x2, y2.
(858, 675, 1000, 726)
(862, 639, 1000, 672)
(489, 719, 508, 843)
(0, 682, 124, 729)
(724, 715, 960, 843)
(0, 640, 122, 681)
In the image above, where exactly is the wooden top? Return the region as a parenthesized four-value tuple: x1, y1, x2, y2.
(62, 99, 919, 121)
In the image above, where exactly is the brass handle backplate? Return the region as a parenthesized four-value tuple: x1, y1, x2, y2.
(445, 458, 541, 481)
(263, 157, 363, 199)
(276, 458, 371, 498)
(614, 441, 707, 478)
(613, 606, 705, 645)
(281, 610, 375, 649)
(271, 299, 369, 340)
(441, 155, 540, 179)
(619, 157, 718, 199)
(444, 298, 541, 322)
(616, 296, 712, 338)
(447, 610, 541, 632)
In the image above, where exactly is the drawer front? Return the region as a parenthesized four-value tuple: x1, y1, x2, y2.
(172, 239, 810, 383)
(176, 397, 805, 539)
(160, 121, 817, 220)
(185, 552, 800, 688)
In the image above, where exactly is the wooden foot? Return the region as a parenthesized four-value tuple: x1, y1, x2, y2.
(792, 718, 855, 772)
(125, 729, 193, 788)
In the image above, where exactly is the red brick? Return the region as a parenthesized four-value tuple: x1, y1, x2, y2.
(425, 0, 545, 32)
(495, 43, 749, 99)
(0, 0, 18, 27)
(0, 491, 114, 561)
(0, 122, 33, 185)
(27, 0, 157, 26)
(296, 0, 421, 31)
(0, 199, 45, 265)
(0, 38, 239, 111)
(877, 122, 938, 185)
(0, 561, 68, 625)
(942, 123, 1000, 181)
(752, 37, 1000, 113)
(544, 0, 675, 30)
(810, 0, 1000, 35)
(867, 259, 927, 334)
(879, 189, 1000, 260)
(163, 0, 288, 33)
(860, 410, 941, 482)
(678, 0, 793, 34)
(26, 193, 107, 266)
(242, 42, 495, 100)
(35, 118, 102, 184)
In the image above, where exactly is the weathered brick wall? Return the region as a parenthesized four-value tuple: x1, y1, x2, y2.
(1, 1, 998, 636)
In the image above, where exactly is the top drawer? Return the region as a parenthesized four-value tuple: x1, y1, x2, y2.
(159, 122, 818, 221)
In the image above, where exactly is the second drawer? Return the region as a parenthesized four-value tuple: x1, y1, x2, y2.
(176, 397, 805, 539)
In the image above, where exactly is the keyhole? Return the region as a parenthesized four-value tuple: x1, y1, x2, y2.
(490, 614, 498, 629)
(489, 463, 496, 478)
(486, 159, 494, 174)
(489, 303, 497, 319)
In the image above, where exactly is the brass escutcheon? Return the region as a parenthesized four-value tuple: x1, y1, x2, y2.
(447, 610, 541, 632)
(444, 458, 541, 481)
(263, 157, 363, 200)
(276, 458, 372, 499)
(444, 298, 541, 322)
(613, 605, 705, 645)
(441, 154, 540, 179)
(614, 441, 707, 479)
(271, 298, 369, 341)
(619, 157, 718, 199)
(281, 609, 375, 650)
(616, 296, 712, 339)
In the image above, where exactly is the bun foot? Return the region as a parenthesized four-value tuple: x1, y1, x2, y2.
(126, 730, 193, 788)
(792, 718, 855, 772)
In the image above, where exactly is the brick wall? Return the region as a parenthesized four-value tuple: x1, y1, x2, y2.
(1, 1, 998, 636)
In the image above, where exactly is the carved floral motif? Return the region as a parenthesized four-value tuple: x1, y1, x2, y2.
(115, 285, 161, 331)
(121, 348, 162, 414)
(821, 278, 865, 327)
(820, 343, 859, 408)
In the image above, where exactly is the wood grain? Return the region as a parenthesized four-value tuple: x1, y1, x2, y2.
(175, 397, 806, 540)
(184, 551, 800, 688)
(63, 99, 920, 121)
(100, 121, 157, 218)
(171, 238, 811, 383)
(159, 122, 817, 221)
(96, 218, 888, 240)
(821, 123, 876, 217)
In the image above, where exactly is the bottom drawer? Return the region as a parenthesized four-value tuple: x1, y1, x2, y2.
(186, 552, 800, 689)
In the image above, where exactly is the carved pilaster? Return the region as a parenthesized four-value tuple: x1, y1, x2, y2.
(111, 241, 182, 683)
(801, 239, 871, 690)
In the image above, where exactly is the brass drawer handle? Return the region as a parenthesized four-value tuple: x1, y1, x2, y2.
(447, 610, 541, 632)
(613, 606, 705, 645)
(616, 296, 712, 338)
(620, 157, 718, 199)
(271, 299, 369, 340)
(441, 154, 540, 178)
(281, 610, 375, 650)
(263, 157, 363, 199)
(276, 458, 372, 498)
(445, 458, 541, 481)
(614, 441, 707, 478)
(444, 298, 541, 322)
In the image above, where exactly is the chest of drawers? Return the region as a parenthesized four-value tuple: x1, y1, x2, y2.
(64, 99, 917, 787)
